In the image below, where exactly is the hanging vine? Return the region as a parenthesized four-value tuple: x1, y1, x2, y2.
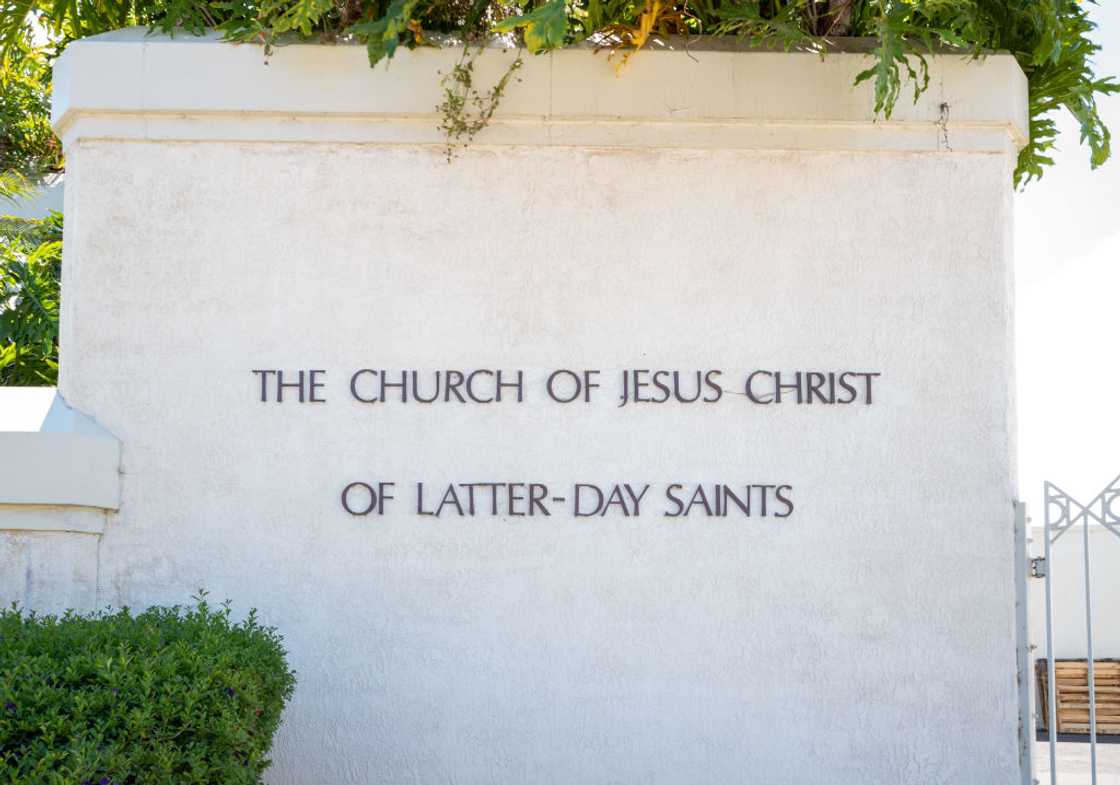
(437, 46, 524, 160)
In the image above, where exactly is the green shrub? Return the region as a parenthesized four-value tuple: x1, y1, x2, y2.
(0, 210, 61, 386)
(0, 594, 297, 785)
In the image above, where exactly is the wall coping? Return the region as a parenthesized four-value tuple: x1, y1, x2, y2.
(52, 28, 1029, 154)
(0, 390, 120, 513)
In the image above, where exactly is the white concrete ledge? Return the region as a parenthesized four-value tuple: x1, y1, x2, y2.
(0, 506, 107, 534)
(0, 391, 120, 512)
(52, 28, 1029, 153)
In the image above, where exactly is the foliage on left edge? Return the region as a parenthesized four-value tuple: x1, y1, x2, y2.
(0, 209, 60, 386)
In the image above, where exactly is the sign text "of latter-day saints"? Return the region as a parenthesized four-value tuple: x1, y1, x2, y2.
(249, 367, 881, 521)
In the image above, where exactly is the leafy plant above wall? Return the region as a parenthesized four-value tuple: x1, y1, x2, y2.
(0, 1, 1116, 188)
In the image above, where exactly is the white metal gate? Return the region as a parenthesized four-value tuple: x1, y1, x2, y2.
(1034, 474, 1120, 785)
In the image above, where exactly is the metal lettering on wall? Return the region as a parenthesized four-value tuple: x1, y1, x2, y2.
(249, 367, 882, 520)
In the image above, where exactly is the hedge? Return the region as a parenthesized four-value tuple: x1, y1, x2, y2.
(0, 595, 296, 785)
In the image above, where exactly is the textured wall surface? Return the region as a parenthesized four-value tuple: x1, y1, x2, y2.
(0, 522, 101, 613)
(59, 142, 1019, 785)
(49, 36, 1025, 785)
(0, 501, 106, 610)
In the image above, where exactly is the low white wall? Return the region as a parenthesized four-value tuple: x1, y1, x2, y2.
(0, 389, 119, 612)
(44, 30, 1027, 785)
(0, 519, 103, 612)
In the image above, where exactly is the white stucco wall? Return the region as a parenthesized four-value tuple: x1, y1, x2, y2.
(45, 31, 1027, 785)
